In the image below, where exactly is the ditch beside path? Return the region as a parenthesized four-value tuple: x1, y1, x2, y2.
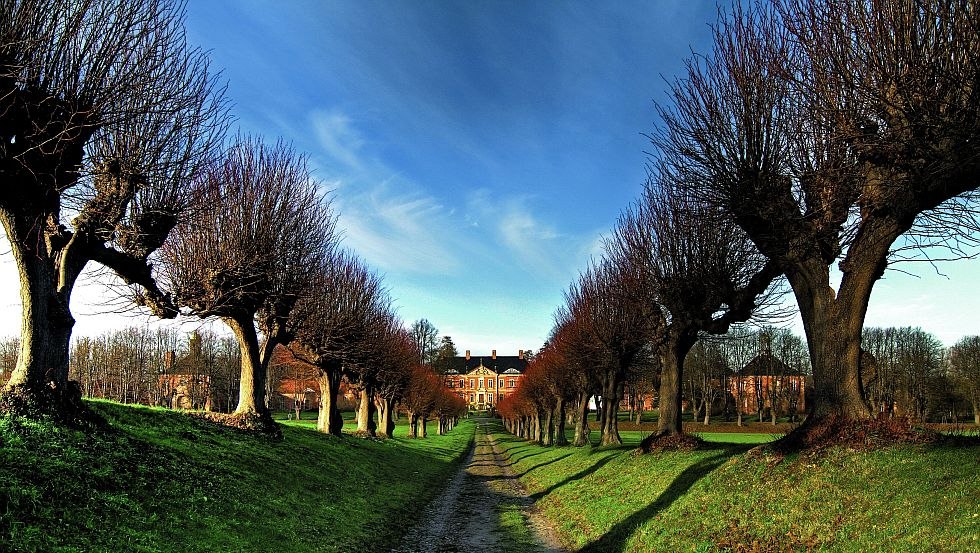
(393, 419, 566, 553)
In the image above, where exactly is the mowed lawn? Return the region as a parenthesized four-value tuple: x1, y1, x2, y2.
(493, 422, 980, 552)
(0, 401, 475, 553)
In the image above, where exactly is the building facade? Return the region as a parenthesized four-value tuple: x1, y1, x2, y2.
(443, 349, 527, 410)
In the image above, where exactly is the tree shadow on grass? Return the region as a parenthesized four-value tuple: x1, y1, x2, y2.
(516, 452, 574, 476)
(578, 452, 730, 553)
(530, 452, 618, 501)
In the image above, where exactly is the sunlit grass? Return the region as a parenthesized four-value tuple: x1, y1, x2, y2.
(0, 400, 474, 552)
(493, 420, 980, 551)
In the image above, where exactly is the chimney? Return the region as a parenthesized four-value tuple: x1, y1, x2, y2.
(492, 349, 496, 360)
(465, 350, 471, 361)
(518, 349, 524, 360)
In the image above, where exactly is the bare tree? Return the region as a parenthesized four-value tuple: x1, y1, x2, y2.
(289, 251, 384, 436)
(659, 1, 980, 434)
(0, 336, 20, 386)
(608, 175, 782, 445)
(0, 0, 228, 419)
(563, 259, 659, 446)
(158, 136, 335, 431)
(411, 319, 440, 366)
(949, 336, 980, 424)
(685, 338, 728, 426)
(373, 325, 415, 438)
(552, 304, 600, 446)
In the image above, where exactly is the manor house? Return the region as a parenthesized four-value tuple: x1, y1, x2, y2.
(442, 349, 527, 410)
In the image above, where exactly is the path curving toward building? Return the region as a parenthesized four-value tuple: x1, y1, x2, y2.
(393, 419, 566, 553)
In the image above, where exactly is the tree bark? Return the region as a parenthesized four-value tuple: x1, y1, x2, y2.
(378, 397, 396, 438)
(224, 315, 270, 419)
(316, 368, 343, 435)
(654, 329, 698, 436)
(541, 407, 554, 446)
(599, 377, 623, 446)
(0, 211, 86, 418)
(573, 390, 591, 446)
(784, 225, 901, 425)
(407, 412, 419, 438)
(355, 386, 376, 436)
(554, 397, 568, 446)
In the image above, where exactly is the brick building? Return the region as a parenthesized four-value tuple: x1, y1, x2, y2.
(443, 349, 527, 410)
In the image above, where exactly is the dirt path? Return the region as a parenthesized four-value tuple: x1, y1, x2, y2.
(393, 419, 566, 553)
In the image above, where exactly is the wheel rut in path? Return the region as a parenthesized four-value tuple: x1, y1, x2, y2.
(393, 419, 565, 553)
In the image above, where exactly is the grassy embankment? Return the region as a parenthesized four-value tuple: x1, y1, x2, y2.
(493, 422, 980, 552)
(0, 400, 474, 552)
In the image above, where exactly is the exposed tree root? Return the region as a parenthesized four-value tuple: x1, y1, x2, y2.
(0, 381, 105, 429)
(772, 415, 941, 456)
(636, 430, 704, 454)
(190, 410, 283, 440)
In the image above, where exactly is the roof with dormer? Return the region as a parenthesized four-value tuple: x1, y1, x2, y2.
(446, 355, 527, 376)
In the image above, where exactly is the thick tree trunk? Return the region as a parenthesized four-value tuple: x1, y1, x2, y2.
(788, 253, 883, 424)
(420, 416, 428, 438)
(407, 412, 419, 438)
(541, 407, 554, 446)
(356, 386, 376, 436)
(654, 329, 698, 437)
(554, 397, 568, 446)
(703, 400, 711, 425)
(0, 213, 86, 419)
(316, 368, 343, 435)
(378, 397, 396, 438)
(573, 390, 591, 446)
(599, 376, 623, 446)
(224, 315, 270, 419)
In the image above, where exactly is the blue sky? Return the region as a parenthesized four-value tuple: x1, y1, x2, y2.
(0, 0, 978, 353)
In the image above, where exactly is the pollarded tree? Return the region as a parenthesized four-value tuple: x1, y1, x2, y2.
(0, 0, 228, 419)
(373, 324, 416, 438)
(158, 137, 334, 430)
(564, 259, 661, 446)
(289, 251, 383, 436)
(659, 0, 980, 432)
(553, 299, 602, 446)
(403, 365, 440, 438)
(609, 176, 781, 444)
(349, 301, 401, 437)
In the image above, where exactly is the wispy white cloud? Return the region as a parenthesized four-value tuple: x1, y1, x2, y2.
(312, 109, 367, 170)
(336, 182, 465, 275)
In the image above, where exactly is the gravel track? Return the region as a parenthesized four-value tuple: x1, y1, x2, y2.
(393, 419, 565, 553)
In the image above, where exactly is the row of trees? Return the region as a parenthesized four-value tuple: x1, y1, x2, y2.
(500, 0, 980, 449)
(0, 0, 465, 439)
(499, 322, 980, 445)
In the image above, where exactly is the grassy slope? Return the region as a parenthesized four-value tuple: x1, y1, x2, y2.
(494, 424, 980, 552)
(0, 401, 474, 553)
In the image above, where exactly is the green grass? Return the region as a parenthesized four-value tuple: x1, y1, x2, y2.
(0, 400, 474, 552)
(569, 429, 780, 445)
(493, 422, 980, 552)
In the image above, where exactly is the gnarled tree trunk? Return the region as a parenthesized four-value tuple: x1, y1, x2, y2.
(316, 368, 344, 435)
(554, 397, 568, 446)
(573, 390, 591, 446)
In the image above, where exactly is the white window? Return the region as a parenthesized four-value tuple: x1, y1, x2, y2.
(479, 377, 484, 388)
(488, 393, 494, 403)
(489, 379, 494, 388)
